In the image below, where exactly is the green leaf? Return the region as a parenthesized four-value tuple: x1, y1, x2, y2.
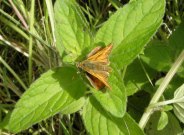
(169, 22, 184, 59)
(54, 0, 93, 61)
(157, 111, 168, 130)
(83, 98, 145, 135)
(124, 58, 157, 96)
(141, 22, 184, 78)
(8, 66, 86, 133)
(95, 0, 165, 68)
(92, 65, 126, 117)
(173, 84, 184, 123)
(145, 112, 182, 135)
(168, 22, 184, 78)
(141, 40, 172, 72)
(162, 105, 173, 112)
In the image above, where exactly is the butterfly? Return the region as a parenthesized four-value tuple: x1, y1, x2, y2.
(77, 44, 113, 90)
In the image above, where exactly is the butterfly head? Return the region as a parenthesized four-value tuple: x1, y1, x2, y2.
(76, 61, 82, 68)
(76, 62, 85, 71)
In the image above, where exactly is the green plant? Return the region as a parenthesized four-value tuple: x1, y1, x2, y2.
(1, 0, 184, 134)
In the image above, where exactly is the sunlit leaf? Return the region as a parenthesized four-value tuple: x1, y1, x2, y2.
(9, 66, 86, 133)
(157, 111, 168, 130)
(54, 0, 93, 61)
(83, 98, 145, 135)
(92, 64, 126, 117)
(96, 0, 165, 69)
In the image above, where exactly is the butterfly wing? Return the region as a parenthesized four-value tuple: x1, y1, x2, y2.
(78, 44, 113, 90)
(86, 73, 105, 90)
(87, 46, 102, 58)
(85, 69, 111, 89)
(87, 44, 113, 64)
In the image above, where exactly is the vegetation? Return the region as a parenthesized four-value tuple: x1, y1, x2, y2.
(0, 0, 184, 134)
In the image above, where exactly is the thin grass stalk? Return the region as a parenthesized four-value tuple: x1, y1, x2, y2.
(0, 35, 29, 57)
(37, 0, 48, 43)
(0, 56, 27, 91)
(0, 9, 20, 25)
(8, 0, 28, 29)
(0, 70, 22, 97)
(28, 0, 35, 84)
(138, 55, 154, 87)
(45, 0, 56, 46)
(0, 16, 29, 40)
(14, 0, 28, 21)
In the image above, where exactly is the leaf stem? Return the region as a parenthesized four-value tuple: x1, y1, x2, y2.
(139, 50, 184, 129)
(148, 95, 184, 111)
(148, 98, 178, 109)
(138, 56, 154, 87)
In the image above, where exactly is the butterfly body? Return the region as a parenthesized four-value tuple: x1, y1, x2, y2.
(77, 44, 113, 90)
(78, 61, 110, 72)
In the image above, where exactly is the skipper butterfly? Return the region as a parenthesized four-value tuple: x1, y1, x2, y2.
(77, 44, 113, 90)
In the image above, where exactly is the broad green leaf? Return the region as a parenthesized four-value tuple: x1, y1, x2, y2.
(145, 112, 182, 135)
(141, 22, 184, 78)
(83, 98, 145, 135)
(8, 66, 86, 133)
(173, 84, 184, 123)
(92, 65, 126, 117)
(95, 0, 165, 68)
(168, 22, 184, 78)
(54, 0, 93, 61)
(169, 22, 184, 59)
(141, 41, 172, 72)
(124, 58, 157, 96)
(157, 111, 168, 130)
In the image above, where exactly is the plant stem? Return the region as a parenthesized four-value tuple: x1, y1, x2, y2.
(45, 0, 56, 46)
(149, 99, 176, 108)
(139, 50, 184, 129)
(8, 0, 28, 29)
(149, 96, 184, 110)
(28, 0, 35, 84)
(138, 56, 154, 86)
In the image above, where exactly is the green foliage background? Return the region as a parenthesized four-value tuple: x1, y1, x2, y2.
(0, 0, 184, 134)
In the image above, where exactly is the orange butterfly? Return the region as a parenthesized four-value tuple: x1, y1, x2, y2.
(77, 44, 113, 90)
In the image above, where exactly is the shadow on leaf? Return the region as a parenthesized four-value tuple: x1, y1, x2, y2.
(52, 66, 87, 99)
